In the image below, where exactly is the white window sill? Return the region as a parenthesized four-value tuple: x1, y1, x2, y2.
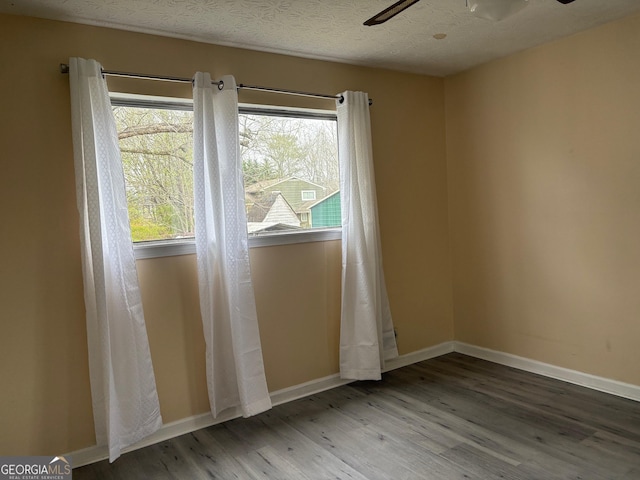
(133, 228, 341, 260)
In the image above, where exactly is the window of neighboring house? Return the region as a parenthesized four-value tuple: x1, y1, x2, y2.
(301, 190, 316, 201)
(111, 94, 341, 258)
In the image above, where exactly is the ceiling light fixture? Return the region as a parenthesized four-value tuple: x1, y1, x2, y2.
(466, 0, 529, 21)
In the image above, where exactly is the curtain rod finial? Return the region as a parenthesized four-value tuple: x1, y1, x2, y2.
(60, 63, 69, 74)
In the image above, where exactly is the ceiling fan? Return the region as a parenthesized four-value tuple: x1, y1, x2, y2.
(364, 0, 576, 26)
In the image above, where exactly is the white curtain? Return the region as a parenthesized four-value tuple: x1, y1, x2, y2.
(192, 72, 272, 418)
(337, 91, 399, 381)
(69, 57, 162, 462)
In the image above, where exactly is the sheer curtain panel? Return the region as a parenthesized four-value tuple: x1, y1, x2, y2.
(69, 57, 162, 462)
(192, 72, 272, 418)
(337, 91, 399, 381)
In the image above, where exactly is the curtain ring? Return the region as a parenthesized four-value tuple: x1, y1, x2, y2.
(218, 80, 224, 91)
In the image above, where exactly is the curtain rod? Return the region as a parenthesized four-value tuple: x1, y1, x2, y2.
(59, 63, 372, 105)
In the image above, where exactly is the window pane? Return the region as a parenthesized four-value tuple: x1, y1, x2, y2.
(114, 106, 195, 242)
(241, 114, 340, 235)
(113, 100, 340, 243)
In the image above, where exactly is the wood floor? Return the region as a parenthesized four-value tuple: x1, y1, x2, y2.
(74, 353, 640, 479)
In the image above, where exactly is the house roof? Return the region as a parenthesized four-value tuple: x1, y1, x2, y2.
(246, 176, 330, 214)
(245, 176, 325, 194)
(247, 191, 285, 222)
(247, 222, 301, 234)
(308, 189, 340, 210)
(245, 177, 285, 195)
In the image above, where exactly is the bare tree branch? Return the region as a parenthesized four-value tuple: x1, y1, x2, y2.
(118, 123, 192, 140)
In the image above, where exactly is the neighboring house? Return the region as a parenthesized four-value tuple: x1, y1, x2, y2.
(246, 191, 300, 234)
(246, 177, 327, 228)
(309, 190, 341, 228)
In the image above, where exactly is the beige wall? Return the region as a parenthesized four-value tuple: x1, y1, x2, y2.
(446, 13, 640, 385)
(7, 7, 638, 460)
(0, 14, 452, 455)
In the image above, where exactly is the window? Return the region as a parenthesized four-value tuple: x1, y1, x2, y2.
(301, 190, 316, 201)
(112, 94, 341, 257)
(242, 109, 339, 237)
(113, 100, 194, 243)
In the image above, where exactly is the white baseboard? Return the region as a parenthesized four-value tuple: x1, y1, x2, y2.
(69, 341, 453, 468)
(70, 340, 640, 468)
(385, 341, 455, 372)
(454, 342, 640, 403)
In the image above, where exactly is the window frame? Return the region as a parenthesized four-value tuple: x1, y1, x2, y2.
(110, 93, 342, 260)
(301, 190, 317, 201)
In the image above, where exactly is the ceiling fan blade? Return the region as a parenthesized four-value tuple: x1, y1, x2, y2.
(364, 0, 422, 26)
(556, 0, 576, 3)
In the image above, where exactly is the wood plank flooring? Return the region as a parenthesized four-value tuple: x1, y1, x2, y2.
(73, 353, 640, 479)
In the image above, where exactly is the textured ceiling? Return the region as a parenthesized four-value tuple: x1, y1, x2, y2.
(2, 0, 640, 76)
